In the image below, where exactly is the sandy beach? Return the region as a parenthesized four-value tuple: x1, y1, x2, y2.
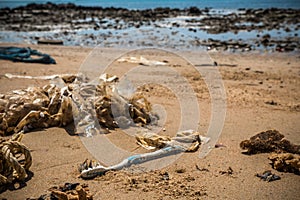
(0, 43, 299, 199)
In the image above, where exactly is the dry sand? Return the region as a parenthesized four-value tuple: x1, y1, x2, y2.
(0, 43, 299, 199)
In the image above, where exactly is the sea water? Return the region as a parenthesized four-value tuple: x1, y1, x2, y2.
(1, 0, 300, 9)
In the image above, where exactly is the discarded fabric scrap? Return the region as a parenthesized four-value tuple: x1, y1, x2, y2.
(0, 46, 56, 64)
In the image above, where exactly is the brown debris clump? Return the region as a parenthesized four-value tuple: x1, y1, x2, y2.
(29, 183, 93, 200)
(268, 153, 300, 175)
(240, 129, 300, 155)
(0, 133, 32, 190)
(240, 129, 300, 175)
(50, 183, 93, 200)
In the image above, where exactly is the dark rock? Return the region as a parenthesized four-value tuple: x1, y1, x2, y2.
(187, 7, 201, 15)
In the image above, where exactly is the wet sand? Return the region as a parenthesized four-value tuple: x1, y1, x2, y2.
(0, 43, 299, 199)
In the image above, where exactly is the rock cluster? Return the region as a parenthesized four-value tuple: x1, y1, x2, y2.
(0, 3, 299, 51)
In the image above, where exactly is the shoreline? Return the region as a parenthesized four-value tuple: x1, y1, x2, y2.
(1, 42, 300, 58)
(1, 3, 299, 52)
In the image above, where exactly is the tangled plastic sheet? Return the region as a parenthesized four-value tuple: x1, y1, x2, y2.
(0, 74, 153, 136)
(0, 133, 32, 188)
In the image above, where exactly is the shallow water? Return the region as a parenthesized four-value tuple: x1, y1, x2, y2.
(0, 14, 299, 52)
(0, 2, 299, 52)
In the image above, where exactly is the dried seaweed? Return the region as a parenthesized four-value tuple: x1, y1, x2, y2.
(268, 153, 300, 175)
(240, 130, 300, 155)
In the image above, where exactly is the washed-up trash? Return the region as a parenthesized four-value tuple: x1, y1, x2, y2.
(268, 153, 300, 175)
(99, 73, 118, 83)
(256, 170, 281, 182)
(117, 56, 167, 66)
(5, 73, 77, 82)
(79, 130, 209, 179)
(0, 73, 153, 136)
(79, 146, 184, 179)
(0, 133, 32, 189)
(136, 130, 209, 152)
(29, 183, 93, 200)
(0, 47, 56, 64)
(240, 129, 300, 155)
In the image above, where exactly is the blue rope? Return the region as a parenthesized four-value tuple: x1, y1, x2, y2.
(0, 47, 56, 64)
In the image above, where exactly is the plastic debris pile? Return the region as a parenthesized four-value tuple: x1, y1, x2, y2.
(0, 74, 153, 136)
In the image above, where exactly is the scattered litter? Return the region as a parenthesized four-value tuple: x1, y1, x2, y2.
(0, 46, 56, 64)
(117, 56, 167, 66)
(99, 73, 118, 83)
(240, 129, 300, 155)
(28, 183, 93, 200)
(0, 133, 32, 190)
(79, 146, 182, 179)
(79, 130, 209, 179)
(256, 170, 281, 182)
(4, 73, 77, 81)
(268, 153, 300, 175)
(136, 130, 209, 152)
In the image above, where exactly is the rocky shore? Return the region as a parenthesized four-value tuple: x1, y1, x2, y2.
(0, 3, 299, 52)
